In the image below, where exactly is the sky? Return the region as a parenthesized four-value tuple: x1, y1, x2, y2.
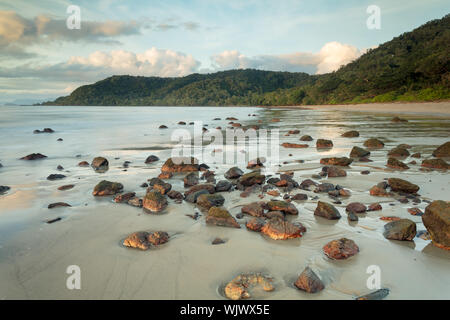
(0, 0, 448, 104)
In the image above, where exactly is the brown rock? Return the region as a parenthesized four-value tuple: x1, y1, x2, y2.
(369, 186, 390, 197)
(147, 231, 169, 245)
(158, 172, 173, 179)
(432, 141, 450, 158)
(383, 219, 416, 241)
(316, 139, 333, 148)
(368, 203, 382, 211)
(143, 189, 168, 213)
(387, 157, 409, 170)
(247, 157, 266, 169)
(78, 161, 89, 167)
(421, 158, 449, 170)
(197, 193, 225, 209)
(323, 238, 359, 260)
(326, 166, 347, 177)
(123, 232, 151, 250)
(184, 172, 199, 187)
(224, 273, 274, 300)
(350, 146, 370, 158)
(167, 190, 183, 200)
(388, 147, 410, 158)
(206, 207, 240, 228)
(246, 218, 266, 232)
(58, 184, 74, 191)
(422, 200, 450, 250)
(241, 202, 266, 217)
(238, 171, 266, 187)
(261, 217, 303, 240)
(314, 201, 341, 219)
(127, 197, 143, 207)
(114, 192, 136, 203)
(281, 143, 308, 148)
(92, 180, 123, 196)
(363, 138, 384, 149)
(145, 155, 159, 163)
(91, 157, 108, 170)
(388, 178, 419, 194)
(320, 157, 353, 166)
(20, 153, 47, 160)
(294, 267, 325, 293)
(267, 200, 298, 215)
(224, 167, 244, 179)
(407, 207, 423, 216)
(300, 135, 313, 141)
(184, 183, 216, 197)
(346, 202, 367, 214)
(161, 157, 199, 173)
(341, 130, 359, 138)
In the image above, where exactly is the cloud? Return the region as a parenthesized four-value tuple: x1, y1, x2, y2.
(212, 41, 363, 74)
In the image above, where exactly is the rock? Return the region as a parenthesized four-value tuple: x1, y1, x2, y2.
(224, 167, 244, 179)
(407, 207, 423, 216)
(300, 135, 313, 141)
(57, 184, 74, 191)
(197, 193, 225, 209)
(140, 182, 149, 188)
(246, 218, 266, 232)
(267, 190, 280, 196)
(78, 161, 89, 167)
(261, 217, 303, 240)
(326, 166, 347, 177)
(161, 157, 199, 173)
(361, 170, 370, 175)
(46, 217, 62, 224)
(421, 158, 449, 170)
(178, 121, 186, 125)
(143, 189, 168, 213)
(388, 178, 419, 194)
(91, 157, 109, 170)
(432, 141, 450, 158)
(158, 172, 172, 179)
(159, 125, 168, 129)
(247, 157, 265, 169)
(148, 178, 172, 195)
(323, 238, 359, 260)
(356, 288, 390, 300)
(148, 231, 169, 245)
(184, 172, 199, 187)
(347, 212, 359, 221)
(185, 184, 215, 197)
(320, 157, 353, 166)
(238, 171, 265, 187)
(215, 180, 232, 192)
(206, 207, 240, 228)
(294, 267, 325, 293)
(341, 130, 359, 138)
(422, 200, 450, 250)
(145, 155, 159, 163)
(369, 185, 390, 197)
(127, 197, 143, 207)
(363, 138, 385, 149)
(57, 165, 64, 170)
(241, 202, 266, 217)
(267, 200, 298, 215)
(411, 152, 421, 158)
(114, 192, 136, 203)
(391, 116, 408, 123)
(92, 180, 123, 196)
(388, 146, 410, 159)
(123, 232, 150, 250)
(291, 193, 307, 201)
(281, 143, 308, 148)
(212, 237, 225, 245)
(47, 174, 66, 181)
(167, 190, 183, 200)
(224, 273, 274, 300)
(263, 211, 284, 219)
(346, 202, 367, 214)
(48, 202, 71, 209)
(299, 179, 317, 190)
(368, 203, 382, 211)
(57, 138, 63, 141)
(316, 139, 333, 148)
(314, 201, 341, 219)
(380, 216, 401, 221)
(20, 153, 47, 160)
(350, 146, 370, 158)
(383, 219, 416, 241)
(34, 128, 54, 133)
(185, 189, 209, 203)
(387, 157, 409, 170)
(315, 183, 335, 193)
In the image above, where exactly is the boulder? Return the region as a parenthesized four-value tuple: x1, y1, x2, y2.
(346, 202, 367, 214)
(20, 153, 47, 160)
(422, 200, 450, 250)
(387, 157, 409, 170)
(148, 178, 172, 195)
(421, 158, 449, 170)
(261, 217, 303, 240)
(294, 266, 325, 293)
(350, 146, 370, 158)
(215, 180, 232, 192)
(224, 167, 244, 179)
(363, 138, 384, 149)
(267, 200, 298, 215)
(323, 238, 359, 259)
(224, 273, 274, 300)
(145, 155, 159, 163)
(127, 197, 143, 208)
(238, 171, 265, 187)
(197, 193, 225, 209)
(206, 207, 240, 228)
(184, 172, 199, 187)
(91, 157, 108, 170)
(114, 192, 136, 203)
(326, 166, 347, 177)
(167, 190, 183, 200)
(388, 147, 410, 158)
(247, 157, 265, 169)
(123, 231, 169, 250)
(314, 201, 341, 219)
(316, 139, 333, 148)
(341, 130, 359, 138)
(161, 157, 199, 173)
(47, 174, 66, 181)
(300, 135, 313, 141)
(241, 202, 266, 217)
(383, 219, 416, 241)
(320, 157, 353, 166)
(143, 189, 168, 213)
(92, 180, 123, 196)
(246, 218, 266, 232)
(388, 178, 419, 194)
(432, 141, 450, 158)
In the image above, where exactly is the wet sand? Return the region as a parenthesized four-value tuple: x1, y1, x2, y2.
(0, 105, 449, 300)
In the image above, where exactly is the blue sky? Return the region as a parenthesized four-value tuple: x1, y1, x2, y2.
(0, 0, 448, 103)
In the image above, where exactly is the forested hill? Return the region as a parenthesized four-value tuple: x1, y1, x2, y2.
(44, 14, 449, 106)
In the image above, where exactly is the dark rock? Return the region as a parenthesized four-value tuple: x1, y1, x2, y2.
(267, 200, 298, 215)
(350, 146, 370, 158)
(140, 182, 148, 188)
(368, 203, 382, 211)
(300, 135, 313, 141)
(143, 189, 168, 213)
(184, 172, 199, 187)
(212, 237, 226, 245)
(281, 142, 308, 148)
(361, 170, 370, 175)
(422, 200, 450, 250)
(185, 183, 216, 197)
(78, 161, 89, 167)
(148, 178, 172, 195)
(316, 139, 333, 148)
(246, 218, 266, 232)
(421, 158, 449, 170)
(241, 202, 266, 217)
(47, 174, 66, 181)
(299, 179, 317, 190)
(347, 212, 359, 222)
(356, 289, 390, 300)
(161, 157, 199, 173)
(323, 238, 359, 259)
(159, 125, 168, 129)
(197, 193, 225, 209)
(185, 189, 209, 203)
(215, 180, 232, 192)
(145, 155, 159, 163)
(341, 130, 359, 138)
(432, 141, 450, 158)
(315, 183, 335, 193)
(391, 116, 408, 123)
(114, 192, 136, 203)
(92, 180, 123, 196)
(383, 219, 416, 241)
(206, 207, 240, 228)
(326, 166, 347, 177)
(388, 147, 410, 158)
(314, 201, 341, 219)
(363, 138, 384, 149)
(57, 165, 64, 170)
(20, 153, 47, 160)
(48, 202, 71, 209)
(247, 157, 265, 169)
(387, 157, 409, 170)
(167, 190, 183, 200)
(411, 152, 421, 158)
(46, 217, 62, 224)
(294, 266, 325, 293)
(91, 157, 109, 170)
(320, 157, 353, 166)
(291, 193, 308, 201)
(346, 202, 367, 214)
(388, 178, 419, 194)
(224, 166, 244, 179)
(127, 197, 143, 207)
(238, 171, 265, 187)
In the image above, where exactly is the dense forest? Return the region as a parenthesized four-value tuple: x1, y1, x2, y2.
(44, 14, 450, 106)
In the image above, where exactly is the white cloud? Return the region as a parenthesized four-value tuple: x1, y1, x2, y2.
(212, 41, 362, 74)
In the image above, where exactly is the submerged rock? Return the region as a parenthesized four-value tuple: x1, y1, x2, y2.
(346, 202, 367, 214)
(341, 130, 359, 138)
(20, 153, 47, 160)
(184, 172, 199, 187)
(48, 202, 71, 209)
(145, 155, 159, 163)
(161, 157, 199, 173)
(143, 189, 168, 213)
(261, 217, 303, 240)
(349, 146, 370, 158)
(363, 138, 385, 149)
(323, 238, 359, 260)
(422, 200, 450, 250)
(206, 207, 240, 228)
(383, 219, 416, 241)
(314, 201, 341, 219)
(224, 273, 274, 300)
(92, 180, 123, 196)
(47, 174, 66, 181)
(320, 157, 353, 166)
(388, 178, 419, 194)
(432, 141, 450, 158)
(0, 186, 11, 194)
(294, 266, 325, 293)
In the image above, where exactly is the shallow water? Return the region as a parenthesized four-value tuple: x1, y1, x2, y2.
(0, 105, 449, 299)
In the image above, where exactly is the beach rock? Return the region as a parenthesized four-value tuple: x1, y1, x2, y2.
(148, 231, 169, 245)
(91, 157, 108, 170)
(368, 203, 382, 211)
(127, 197, 143, 207)
(422, 200, 450, 250)
(391, 116, 408, 123)
(300, 135, 313, 141)
(145, 155, 159, 164)
(388, 147, 410, 158)
(266, 190, 280, 196)
(57, 184, 74, 191)
(34, 128, 54, 134)
(315, 183, 335, 193)
(238, 171, 265, 187)
(215, 180, 232, 192)
(261, 217, 303, 240)
(363, 138, 385, 149)
(167, 190, 183, 200)
(185, 189, 209, 203)
(78, 161, 89, 167)
(387, 157, 409, 170)
(369, 185, 390, 197)
(408, 207, 423, 216)
(432, 141, 450, 158)
(347, 212, 359, 221)
(346, 202, 367, 214)
(356, 288, 390, 300)
(159, 125, 168, 129)
(224, 273, 274, 300)
(326, 166, 347, 177)
(123, 232, 150, 250)
(197, 193, 225, 209)
(291, 193, 308, 201)
(320, 157, 353, 166)
(247, 157, 265, 169)
(185, 183, 216, 197)
(143, 189, 168, 213)
(48, 202, 71, 209)
(241, 202, 266, 217)
(294, 267, 325, 293)
(148, 178, 172, 195)
(421, 158, 449, 170)
(350, 146, 370, 158)
(158, 172, 172, 179)
(92, 180, 123, 196)
(263, 211, 284, 219)
(314, 201, 341, 219)
(114, 192, 136, 203)
(388, 178, 419, 194)
(323, 238, 359, 260)
(20, 153, 47, 160)
(57, 165, 64, 170)
(184, 172, 199, 187)
(341, 130, 359, 138)
(212, 237, 225, 245)
(281, 143, 308, 148)
(288, 129, 300, 134)
(224, 167, 244, 179)
(206, 207, 240, 228)
(161, 157, 199, 173)
(383, 219, 416, 241)
(47, 174, 66, 181)
(299, 179, 317, 190)
(267, 200, 298, 215)
(316, 139, 333, 148)
(246, 218, 266, 232)
(411, 152, 421, 158)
